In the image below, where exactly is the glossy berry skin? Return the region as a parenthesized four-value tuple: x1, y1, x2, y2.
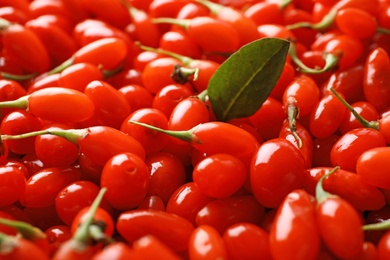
(92, 242, 135, 260)
(144, 151, 186, 205)
(279, 121, 313, 168)
(166, 182, 213, 226)
(208, 4, 260, 47)
(1, 110, 43, 154)
(269, 189, 320, 260)
(335, 7, 377, 39)
(72, 37, 128, 71)
(330, 128, 386, 172)
(188, 121, 260, 167)
(19, 166, 81, 208)
(137, 195, 165, 211)
(78, 126, 146, 166)
(120, 108, 169, 155)
(100, 153, 150, 210)
(152, 84, 193, 118)
(321, 63, 364, 103)
(45, 225, 72, 257)
(0, 165, 26, 207)
(35, 125, 79, 167)
(28, 87, 95, 124)
(317, 196, 364, 259)
(159, 30, 202, 59)
(70, 206, 115, 237)
(55, 180, 108, 226)
(58, 62, 103, 92)
(378, 230, 390, 260)
(188, 225, 228, 260)
(282, 74, 320, 117)
(196, 195, 264, 235)
(305, 167, 385, 211)
(116, 209, 195, 252)
(223, 223, 271, 260)
(82, 80, 131, 129)
(249, 97, 286, 141)
(250, 138, 306, 208)
(24, 15, 77, 67)
(168, 96, 210, 131)
(356, 147, 390, 189)
(142, 58, 185, 95)
(1, 22, 51, 74)
(118, 84, 154, 111)
(132, 235, 181, 260)
(193, 153, 247, 199)
(185, 16, 241, 53)
(309, 93, 347, 138)
(339, 101, 379, 134)
(363, 47, 390, 113)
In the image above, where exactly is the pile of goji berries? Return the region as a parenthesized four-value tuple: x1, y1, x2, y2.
(1, 0, 390, 259)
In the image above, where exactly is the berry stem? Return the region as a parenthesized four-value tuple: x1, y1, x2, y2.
(195, 0, 223, 15)
(73, 188, 107, 243)
(152, 18, 191, 31)
(330, 87, 380, 130)
(0, 95, 29, 109)
(171, 64, 199, 84)
(377, 27, 390, 35)
(0, 17, 11, 30)
(129, 121, 202, 143)
(315, 166, 340, 204)
(1, 128, 89, 144)
(363, 220, 390, 231)
(286, 8, 337, 31)
(279, 0, 292, 9)
(197, 90, 208, 102)
(1, 72, 37, 81)
(47, 56, 75, 75)
(136, 43, 193, 66)
(0, 218, 45, 240)
(286, 97, 303, 149)
(289, 42, 340, 74)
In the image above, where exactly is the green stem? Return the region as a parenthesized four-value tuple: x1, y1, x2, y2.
(47, 56, 75, 75)
(73, 188, 107, 243)
(0, 218, 45, 240)
(0, 232, 18, 254)
(377, 27, 390, 35)
(289, 42, 340, 74)
(315, 166, 340, 204)
(286, 8, 337, 31)
(197, 90, 208, 102)
(1, 72, 37, 81)
(136, 43, 193, 66)
(171, 64, 199, 84)
(0, 95, 29, 109)
(101, 63, 123, 78)
(330, 87, 380, 130)
(152, 18, 191, 31)
(0, 18, 11, 30)
(88, 224, 114, 245)
(279, 0, 292, 9)
(363, 220, 390, 231)
(195, 0, 223, 15)
(120, 0, 139, 18)
(129, 121, 202, 143)
(1, 128, 89, 144)
(286, 97, 302, 149)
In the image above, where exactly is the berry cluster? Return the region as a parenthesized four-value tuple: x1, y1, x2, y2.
(1, 0, 390, 259)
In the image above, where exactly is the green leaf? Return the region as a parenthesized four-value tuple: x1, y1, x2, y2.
(207, 38, 290, 122)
